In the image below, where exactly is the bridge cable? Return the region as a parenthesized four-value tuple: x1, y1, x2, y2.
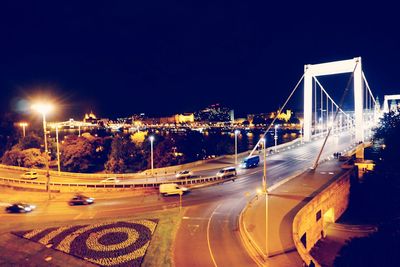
(313, 77, 354, 122)
(248, 73, 305, 157)
(311, 61, 359, 169)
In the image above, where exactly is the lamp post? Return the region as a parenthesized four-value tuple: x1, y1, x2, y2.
(260, 137, 269, 259)
(274, 125, 279, 152)
(53, 124, 61, 174)
(32, 103, 53, 199)
(149, 135, 155, 176)
(261, 137, 267, 193)
(234, 130, 240, 165)
(19, 122, 28, 137)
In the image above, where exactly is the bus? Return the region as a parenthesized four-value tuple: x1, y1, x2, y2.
(240, 155, 260, 169)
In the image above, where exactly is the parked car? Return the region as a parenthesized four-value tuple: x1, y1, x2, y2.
(216, 167, 237, 180)
(101, 177, 120, 183)
(68, 194, 95, 206)
(20, 171, 38, 180)
(5, 203, 36, 213)
(159, 183, 189, 196)
(176, 170, 193, 179)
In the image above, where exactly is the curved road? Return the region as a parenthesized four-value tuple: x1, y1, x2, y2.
(0, 133, 356, 266)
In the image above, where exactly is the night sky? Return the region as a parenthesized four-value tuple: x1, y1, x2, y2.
(0, 1, 399, 120)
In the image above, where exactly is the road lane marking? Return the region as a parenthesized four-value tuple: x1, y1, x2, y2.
(182, 216, 208, 220)
(207, 203, 221, 267)
(73, 213, 83, 220)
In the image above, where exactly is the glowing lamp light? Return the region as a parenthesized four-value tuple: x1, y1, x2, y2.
(31, 103, 53, 115)
(149, 135, 155, 142)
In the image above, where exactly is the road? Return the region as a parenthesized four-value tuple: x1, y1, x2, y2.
(0, 132, 357, 266)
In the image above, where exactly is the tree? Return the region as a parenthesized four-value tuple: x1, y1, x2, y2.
(18, 133, 42, 150)
(1, 149, 24, 166)
(60, 135, 96, 172)
(21, 148, 47, 168)
(152, 137, 178, 168)
(105, 134, 145, 173)
(1, 147, 46, 168)
(334, 111, 400, 265)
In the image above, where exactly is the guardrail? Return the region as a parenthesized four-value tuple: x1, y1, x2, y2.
(0, 137, 304, 179)
(0, 173, 237, 192)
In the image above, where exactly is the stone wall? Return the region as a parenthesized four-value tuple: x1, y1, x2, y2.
(292, 168, 355, 267)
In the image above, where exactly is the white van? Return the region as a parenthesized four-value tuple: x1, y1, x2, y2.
(159, 183, 189, 196)
(216, 167, 237, 180)
(20, 171, 38, 180)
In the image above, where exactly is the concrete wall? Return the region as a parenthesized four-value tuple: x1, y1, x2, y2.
(292, 168, 354, 267)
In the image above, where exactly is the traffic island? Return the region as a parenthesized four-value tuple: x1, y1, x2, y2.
(0, 208, 183, 267)
(13, 219, 158, 267)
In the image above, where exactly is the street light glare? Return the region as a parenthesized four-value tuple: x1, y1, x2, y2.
(31, 103, 54, 115)
(149, 135, 155, 142)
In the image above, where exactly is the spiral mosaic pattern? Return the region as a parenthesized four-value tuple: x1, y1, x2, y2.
(13, 220, 158, 267)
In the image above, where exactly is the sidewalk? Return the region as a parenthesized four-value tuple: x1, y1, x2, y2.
(241, 159, 349, 266)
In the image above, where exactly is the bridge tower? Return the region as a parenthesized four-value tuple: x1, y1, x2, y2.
(303, 57, 364, 143)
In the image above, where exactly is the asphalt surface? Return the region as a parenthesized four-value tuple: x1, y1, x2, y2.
(0, 132, 357, 266)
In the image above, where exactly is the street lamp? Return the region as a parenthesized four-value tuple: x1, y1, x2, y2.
(260, 137, 267, 193)
(274, 125, 279, 152)
(260, 137, 269, 259)
(52, 124, 61, 174)
(234, 130, 240, 165)
(19, 122, 28, 137)
(149, 135, 155, 176)
(32, 102, 53, 199)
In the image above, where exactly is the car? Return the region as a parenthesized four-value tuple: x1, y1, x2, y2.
(68, 194, 95, 205)
(176, 170, 193, 179)
(159, 183, 189, 196)
(20, 171, 38, 180)
(5, 203, 36, 213)
(216, 167, 237, 179)
(101, 177, 120, 183)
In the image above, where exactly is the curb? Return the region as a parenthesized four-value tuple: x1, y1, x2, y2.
(238, 196, 265, 266)
(237, 167, 310, 266)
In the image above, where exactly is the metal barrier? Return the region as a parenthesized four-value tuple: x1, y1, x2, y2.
(0, 174, 236, 192)
(0, 137, 303, 179)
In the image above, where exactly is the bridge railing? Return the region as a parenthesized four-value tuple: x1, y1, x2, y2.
(0, 173, 237, 192)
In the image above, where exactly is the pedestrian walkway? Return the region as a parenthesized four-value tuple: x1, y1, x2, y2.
(241, 159, 349, 266)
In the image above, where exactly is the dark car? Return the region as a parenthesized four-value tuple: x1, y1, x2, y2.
(5, 203, 36, 213)
(68, 195, 95, 206)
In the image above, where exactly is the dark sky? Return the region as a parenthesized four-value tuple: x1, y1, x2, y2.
(0, 1, 399, 120)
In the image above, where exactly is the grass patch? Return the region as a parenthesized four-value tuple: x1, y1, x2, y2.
(141, 208, 184, 267)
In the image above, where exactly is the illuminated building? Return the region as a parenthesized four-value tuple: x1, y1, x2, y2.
(195, 104, 234, 122)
